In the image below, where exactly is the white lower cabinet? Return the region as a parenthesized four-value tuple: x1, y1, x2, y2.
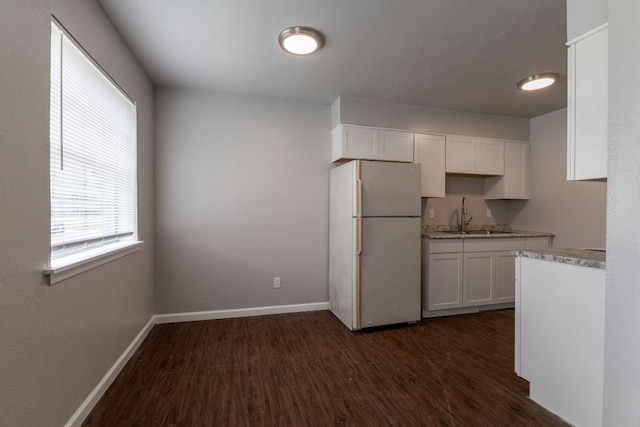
(425, 239, 463, 311)
(427, 253, 463, 310)
(424, 236, 550, 313)
(494, 251, 517, 303)
(463, 239, 523, 306)
(463, 252, 494, 306)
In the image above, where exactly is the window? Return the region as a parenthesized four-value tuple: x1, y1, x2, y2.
(47, 20, 139, 280)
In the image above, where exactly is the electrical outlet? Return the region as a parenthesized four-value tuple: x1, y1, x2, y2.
(274, 276, 281, 288)
(429, 209, 435, 218)
(486, 209, 492, 218)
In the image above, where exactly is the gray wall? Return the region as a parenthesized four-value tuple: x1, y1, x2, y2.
(510, 109, 606, 248)
(333, 96, 530, 141)
(603, 1, 640, 424)
(0, 1, 154, 426)
(154, 88, 330, 314)
(566, 0, 607, 41)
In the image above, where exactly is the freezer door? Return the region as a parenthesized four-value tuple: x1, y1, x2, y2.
(359, 161, 421, 217)
(358, 217, 421, 328)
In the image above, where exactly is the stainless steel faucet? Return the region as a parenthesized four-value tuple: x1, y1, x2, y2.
(461, 196, 472, 233)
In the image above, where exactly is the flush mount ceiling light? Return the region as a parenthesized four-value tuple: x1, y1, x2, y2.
(278, 26, 324, 56)
(517, 73, 560, 91)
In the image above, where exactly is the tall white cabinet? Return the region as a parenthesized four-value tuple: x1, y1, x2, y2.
(567, 24, 608, 180)
(413, 133, 446, 198)
(485, 141, 530, 199)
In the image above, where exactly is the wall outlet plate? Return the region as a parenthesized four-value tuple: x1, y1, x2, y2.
(274, 276, 281, 288)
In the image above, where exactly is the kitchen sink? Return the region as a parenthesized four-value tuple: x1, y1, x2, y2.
(467, 230, 515, 235)
(465, 230, 513, 234)
(446, 230, 515, 235)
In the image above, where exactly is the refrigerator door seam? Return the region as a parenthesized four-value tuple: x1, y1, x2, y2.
(356, 161, 362, 329)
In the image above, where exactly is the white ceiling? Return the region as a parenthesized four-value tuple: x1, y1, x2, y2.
(97, 0, 567, 118)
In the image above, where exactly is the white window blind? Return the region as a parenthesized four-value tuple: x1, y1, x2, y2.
(50, 21, 137, 263)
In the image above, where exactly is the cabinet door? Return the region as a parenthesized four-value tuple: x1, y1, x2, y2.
(334, 125, 378, 161)
(446, 136, 476, 174)
(414, 133, 445, 197)
(463, 253, 494, 306)
(427, 253, 463, 310)
(379, 130, 414, 162)
(494, 251, 516, 303)
(503, 142, 529, 198)
(567, 26, 608, 180)
(485, 141, 529, 199)
(476, 139, 505, 175)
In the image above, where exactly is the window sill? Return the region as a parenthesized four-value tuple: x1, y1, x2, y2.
(44, 240, 143, 285)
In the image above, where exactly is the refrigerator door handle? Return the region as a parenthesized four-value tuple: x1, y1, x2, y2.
(357, 217, 363, 255)
(356, 178, 363, 218)
(356, 217, 362, 329)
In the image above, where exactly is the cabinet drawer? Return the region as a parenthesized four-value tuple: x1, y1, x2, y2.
(464, 238, 525, 252)
(428, 239, 464, 254)
(524, 236, 552, 250)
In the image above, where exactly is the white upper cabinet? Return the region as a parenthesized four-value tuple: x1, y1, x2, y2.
(332, 124, 414, 163)
(379, 129, 415, 162)
(476, 139, 505, 175)
(485, 141, 530, 200)
(567, 24, 608, 180)
(332, 125, 377, 161)
(446, 136, 476, 173)
(446, 135, 504, 175)
(413, 133, 446, 198)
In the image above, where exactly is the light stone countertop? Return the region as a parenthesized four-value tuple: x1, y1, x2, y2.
(514, 248, 606, 270)
(421, 224, 555, 240)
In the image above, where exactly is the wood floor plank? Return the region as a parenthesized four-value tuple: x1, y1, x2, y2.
(83, 309, 568, 426)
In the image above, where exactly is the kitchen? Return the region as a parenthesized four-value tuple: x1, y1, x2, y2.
(2, 1, 638, 426)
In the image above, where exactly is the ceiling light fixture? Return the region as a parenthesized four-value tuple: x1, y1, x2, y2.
(517, 73, 559, 91)
(278, 26, 324, 56)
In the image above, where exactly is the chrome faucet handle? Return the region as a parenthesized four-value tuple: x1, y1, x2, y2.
(465, 216, 473, 225)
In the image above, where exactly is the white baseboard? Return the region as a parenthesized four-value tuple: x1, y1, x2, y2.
(422, 303, 514, 319)
(66, 301, 329, 426)
(154, 301, 330, 324)
(64, 316, 155, 427)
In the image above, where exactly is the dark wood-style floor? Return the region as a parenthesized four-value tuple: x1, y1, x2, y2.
(84, 309, 568, 426)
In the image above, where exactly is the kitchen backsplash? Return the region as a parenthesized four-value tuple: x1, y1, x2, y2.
(421, 176, 515, 227)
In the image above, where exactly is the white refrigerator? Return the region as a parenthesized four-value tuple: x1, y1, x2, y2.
(329, 160, 422, 331)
